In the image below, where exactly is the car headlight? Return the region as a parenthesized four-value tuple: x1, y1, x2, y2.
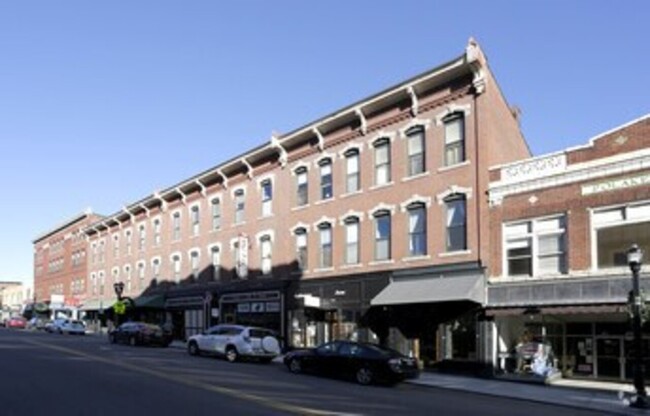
(388, 358, 403, 373)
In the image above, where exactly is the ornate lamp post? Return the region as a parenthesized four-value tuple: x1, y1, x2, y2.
(628, 244, 648, 409)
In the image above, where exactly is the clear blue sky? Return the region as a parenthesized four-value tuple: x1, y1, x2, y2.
(0, 1, 647, 284)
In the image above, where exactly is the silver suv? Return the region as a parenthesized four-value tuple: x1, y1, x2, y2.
(187, 325, 280, 363)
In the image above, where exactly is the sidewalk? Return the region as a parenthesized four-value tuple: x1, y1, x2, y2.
(169, 340, 645, 414)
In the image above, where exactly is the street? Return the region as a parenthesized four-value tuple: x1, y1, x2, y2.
(0, 329, 616, 416)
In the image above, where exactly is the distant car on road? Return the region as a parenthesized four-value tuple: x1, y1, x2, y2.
(109, 322, 172, 347)
(58, 319, 86, 335)
(6, 316, 27, 329)
(284, 340, 420, 386)
(45, 318, 68, 334)
(27, 317, 49, 330)
(187, 325, 280, 363)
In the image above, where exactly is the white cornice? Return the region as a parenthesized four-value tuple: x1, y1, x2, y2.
(434, 103, 472, 125)
(255, 230, 275, 245)
(368, 203, 396, 217)
(489, 148, 650, 205)
(339, 210, 365, 225)
(436, 186, 473, 205)
(400, 195, 432, 212)
(399, 118, 433, 138)
(290, 222, 311, 234)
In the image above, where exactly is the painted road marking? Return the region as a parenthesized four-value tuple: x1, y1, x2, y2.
(23, 339, 362, 416)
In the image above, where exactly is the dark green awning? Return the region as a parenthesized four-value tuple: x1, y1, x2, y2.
(133, 295, 165, 309)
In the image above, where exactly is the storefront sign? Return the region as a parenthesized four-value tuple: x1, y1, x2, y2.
(237, 303, 251, 313)
(582, 172, 650, 196)
(221, 291, 280, 304)
(251, 302, 265, 313)
(265, 302, 280, 312)
(165, 296, 204, 309)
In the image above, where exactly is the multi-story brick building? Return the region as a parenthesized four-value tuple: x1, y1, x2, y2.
(84, 39, 529, 364)
(487, 114, 650, 381)
(33, 210, 103, 315)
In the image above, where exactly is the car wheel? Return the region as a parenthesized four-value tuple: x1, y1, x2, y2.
(58, 329, 63, 334)
(356, 367, 373, 385)
(288, 358, 302, 374)
(225, 346, 238, 363)
(188, 341, 200, 356)
(129, 336, 137, 346)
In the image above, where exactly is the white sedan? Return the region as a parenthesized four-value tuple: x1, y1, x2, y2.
(187, 325, 280, 363)
(58, 319, 86, 335)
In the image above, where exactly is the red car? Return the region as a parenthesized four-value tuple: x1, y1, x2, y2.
(7, 316, 27, 329)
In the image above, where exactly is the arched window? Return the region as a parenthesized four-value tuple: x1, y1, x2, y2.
(407, 203, 427, 256)
(374, 210, 391, 261)
(373, 138, 391, 185)
(444, 113, 465, 166)
(445, 194, 467, 252)
(260, 235, 272, 275)
(345, 149, 360, 193)
(294, 228, 308, 271)
(211, 198, 221, 230)
(344, 217, 360, 265)
(406, 126, 425, 176)
(318, 222, 333, 268)
(319, 158, 333, 200)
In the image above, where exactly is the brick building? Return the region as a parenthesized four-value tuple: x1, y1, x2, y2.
(487, 114, 650, 380)
(32, 210, 103, 316)
(83, 39, 529, 364)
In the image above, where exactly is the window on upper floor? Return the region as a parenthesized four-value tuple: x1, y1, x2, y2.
(592, 202, 650, 269)
(172, 212, 181, 241)
(210, 246, 221, 281)
(345, 149, 360, 194)
(295, 228, 308, 271)
(374, 211, 391, 261)
(98, 272, 105, 296)
(445, 194, 467, 252)
(234, 189, 245, 224)
(295, 167, 309, 206)
(152, 258, 161, 280)
(138, 225, 146, 251)
(126, 231, 133, 255)
(153, 219, 162, 246)
(172, 255, 181, 283)
(261, 179, 273, 217)
(191, 206, 200, 237)
(137, 262, 145, 290)
(124, 266, 132, 293)
(211, 198, 222, 230)
(319, 159, 333, 200)
(345, 217, 360, 265)
(113, 235, 119, 258)
(374, 138, 391, 186)
(406, 126, 425, 176)
(319, 223, 333, 268)
(407, 203, 427, 256)
(444, 113, 465, 166)
(190, 250, 200, 278)
(260, 235, 272, 275)
(505, 215, 566, 277)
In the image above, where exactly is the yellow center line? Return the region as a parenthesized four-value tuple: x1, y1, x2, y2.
(23, 339, 360, 416)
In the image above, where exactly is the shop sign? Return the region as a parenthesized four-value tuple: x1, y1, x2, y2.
(251, 302, 265, 313)
(265, 302, 280, 313)
(237, 303, 251, 313)
(221, 291, 280, 304)
(582, 172, 650, 196)
(211, 308, 220, 318)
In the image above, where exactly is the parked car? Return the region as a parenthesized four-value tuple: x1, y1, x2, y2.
(6, 316, 27, 329)
(27, 317, 49, 331)
(109, 322, 172, 347)
(284, 340, 420, 386)
(58, 319, 86, 335)
(187, 325, 280, 363)
(45, 318, 68, 334)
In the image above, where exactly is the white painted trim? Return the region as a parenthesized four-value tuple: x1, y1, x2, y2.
(402, 255, 431, 262)
(314, 216, 336, 228)
(150, 214, 162, 226)
(401, 171, 430, 183)
(187, 199, 202, 213)
(291, 162, 310, 175)
(369, 259, 395, 266)
(434, 103, 471, 125)
(208, 191, 223, 203)
(122, 264, 131, 272)
(111, 266, 120, 276)
(438, 250, 472, 258)
(150, 256, 162, 265)
(338, 143, 363, 158)
(369, 182, 394, 192)
(367, 131, 397, 149)
(230, 185, 247, 199)
(256, 173, 275, 188)
(438, 160, 471, 173)
(187, 247, 201, 258)
(368, 203, 397, 216)
(255, 230, 275, 246)
(136, 260, 146, 269)
(339, 210, 365, 225)
(398, 118, 432, 138)
(313, 152, 336, 168)
(169, 251, 182, 261)
(291, 222, 311, 234)
(400, 195, 432, 212)
(436, 186, 473, 204)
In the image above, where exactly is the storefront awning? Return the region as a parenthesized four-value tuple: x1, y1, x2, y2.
(371, 275, 485, 307)
(486, 304, 627, 317)
(133, 295, 165, 309)
(79, 298, 117, 311)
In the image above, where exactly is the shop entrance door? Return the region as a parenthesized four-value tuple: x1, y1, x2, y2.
(596, 337, 623, 380)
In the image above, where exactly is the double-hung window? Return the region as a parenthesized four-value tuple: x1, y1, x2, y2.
(445, 195, 467, 252)
(319, 223, 333, 268)
(153, 219, 161, 246)
(172, 213, 181, 241)
(345, 217, 360, 265)
(137, 262, 145, 289)
(113, 236, 119, 258)
(190, 251, 200, 278)
(374, 139, 391, 186)
(152, 259, 161, 279)
(320, 159, 333, 200)
(406, 126, 425, 176)
(138, 225, 146, 251)
(295, 228, 308, 271)
(505, 216, 566, 277)
(444, 113, 465, 166)
(191, 206, 200, 236)
(211, 246, 221, 281)
(592, 203, 650, 269)
(261, 180, 273, 217)
(374, 211, 391, 261)
(408, 203, 427, 256)
(260, 236, 272, 275)
(172, 255, 181, 282)
(345, 149, 360, 193)
(211, 198, 221, 230)
(296, 167, 308, 206)
(234, 189, 245, 224)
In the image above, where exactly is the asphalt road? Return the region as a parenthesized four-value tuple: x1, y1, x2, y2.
(0, 329, 616, 416)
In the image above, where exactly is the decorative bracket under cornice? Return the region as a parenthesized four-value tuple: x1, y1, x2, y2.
(176, 187, 187, 205)
(140, 203, 151, 218)
(355, 108, 368, 135)
(407, 86, 419, 116)
(195, 180, 207, 197)
(154, 191, 168, 212)
(241, 158, 254, 180)
(270, 134, 288, 167)
(466, 37, 487, 95)
(123, 206, 136, 223)
(217, 169, 228, 189)
(313, 127, 325, 151)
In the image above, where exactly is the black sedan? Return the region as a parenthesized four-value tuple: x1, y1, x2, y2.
(108, 322, 172, 347)
(284, 340, 420, 385)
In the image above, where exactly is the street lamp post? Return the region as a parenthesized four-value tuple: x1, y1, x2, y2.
(627, 244, 648, 409)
